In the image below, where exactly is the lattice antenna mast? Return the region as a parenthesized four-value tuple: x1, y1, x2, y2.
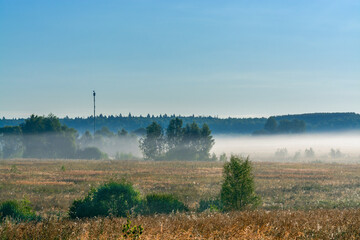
(93, 90, 96, 136)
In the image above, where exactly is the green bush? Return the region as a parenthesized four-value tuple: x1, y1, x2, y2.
(220, 156, 261, 211)
(144, 193, 188, 215)
(69, 181, 141, 218)
(0, 199, 39, 222)
(197, 198, 223, 212)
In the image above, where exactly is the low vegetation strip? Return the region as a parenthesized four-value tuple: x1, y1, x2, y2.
(1, 210, 359, 239)
(1, 159, 360, 214)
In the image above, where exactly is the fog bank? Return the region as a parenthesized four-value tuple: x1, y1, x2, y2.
(212, 132, 360, 163)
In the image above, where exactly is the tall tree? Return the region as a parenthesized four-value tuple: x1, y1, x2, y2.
(166, 118, 183, 150)
(139, 122, 165, 160)
(198, 123, 215, 160)
(221, 156, 260, 211)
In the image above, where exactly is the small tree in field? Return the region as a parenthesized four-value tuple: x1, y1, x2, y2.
(220, 156, 260, 211)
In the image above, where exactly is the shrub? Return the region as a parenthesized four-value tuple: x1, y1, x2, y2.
(144, 193, 188, 215)
(76, 147, 107, 160)
(220, 156, 261, 211)
(69, 181, 141, 218)
(197, 198, 223, 212)
(0, 199, 39, 222)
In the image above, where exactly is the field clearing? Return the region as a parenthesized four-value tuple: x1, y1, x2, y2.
(1, 159, 360, 215)
(1, 159, 360, 239)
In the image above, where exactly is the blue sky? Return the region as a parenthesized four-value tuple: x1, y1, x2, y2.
(1, 0, 359, 118)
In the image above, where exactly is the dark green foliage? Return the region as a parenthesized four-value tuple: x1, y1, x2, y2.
(69, 181, 141, 218)
(197, 198, 223, 212)
(144, 193, 188, 215)
(0, 199, 39, 222)
(76, 147, 107, 160)
(221, 156, 260, 211)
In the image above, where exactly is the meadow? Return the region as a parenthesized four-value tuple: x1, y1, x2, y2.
(1, 159, 360, 239)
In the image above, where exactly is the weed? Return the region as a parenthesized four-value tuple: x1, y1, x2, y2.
(122, 217, 143, 239)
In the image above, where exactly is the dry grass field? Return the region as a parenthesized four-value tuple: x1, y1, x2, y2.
(1, 159, 360, 239)
(2, 210, 360, 239)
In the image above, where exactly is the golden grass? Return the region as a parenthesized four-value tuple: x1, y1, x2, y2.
(1, 159, 360, 239)
(1, 210, 360, 239)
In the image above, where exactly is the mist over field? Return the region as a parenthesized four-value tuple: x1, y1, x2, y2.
(89, 131, 360, 163)
(212, 132, 360, 163)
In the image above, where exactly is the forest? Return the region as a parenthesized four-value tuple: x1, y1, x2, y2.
(1, 112, 359, 135)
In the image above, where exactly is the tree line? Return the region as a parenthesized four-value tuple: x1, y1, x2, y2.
(0, 115, 215, 161)
(253, 117, 306, 135)
(1, 112, 359, 135)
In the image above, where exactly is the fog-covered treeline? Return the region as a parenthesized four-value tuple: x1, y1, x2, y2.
(0, 115, 216, 161)
(0, 114, 138, 159)
(2, 112, 360, 135)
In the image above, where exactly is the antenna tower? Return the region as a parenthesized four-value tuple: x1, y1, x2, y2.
(93, 90, 96, 136)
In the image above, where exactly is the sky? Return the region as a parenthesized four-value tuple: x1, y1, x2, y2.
(1, 0, 359, 118)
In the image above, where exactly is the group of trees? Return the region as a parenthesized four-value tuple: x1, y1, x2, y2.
(254, 117, 306, 135)
(0, 115, 215, 161)
(0, 114, 106, 159)
(140, 118, 215, 161)
(0, 114, 78, 159)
